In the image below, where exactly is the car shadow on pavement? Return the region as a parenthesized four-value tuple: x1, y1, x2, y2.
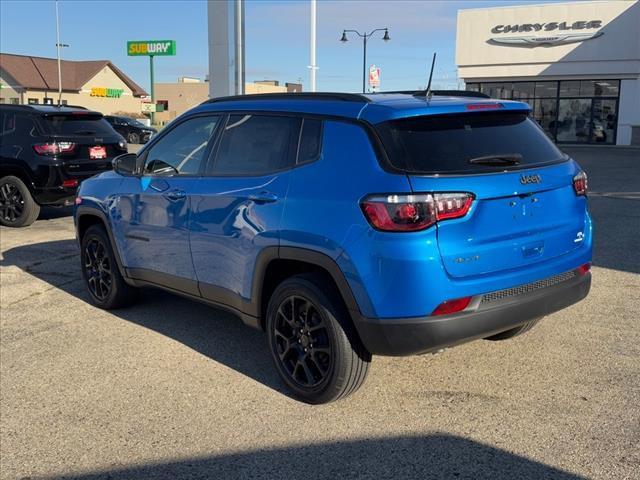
(33, 434, 584, 480)
(0, 238, 287, 397)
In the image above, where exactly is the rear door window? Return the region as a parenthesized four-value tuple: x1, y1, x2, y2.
(210, 114, 300, 176)
(42, 114, 116, 136)
(376, 112, 565, 174)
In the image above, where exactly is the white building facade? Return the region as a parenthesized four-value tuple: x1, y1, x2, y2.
(456, 1, 640, 145)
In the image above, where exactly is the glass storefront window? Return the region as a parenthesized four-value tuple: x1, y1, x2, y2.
(468, 80, 619, 144)
(593, 80, 620, 97)
(560, 80, 620, 98)
(533, 98, 558, 140)
(465, 83, 480, 92)
(534, 81, 558, 98)
(592, 99, 617, 144)
(557, 99, 592, 143)
(480, 82, 512, 99)
(512, 82, 535, 100)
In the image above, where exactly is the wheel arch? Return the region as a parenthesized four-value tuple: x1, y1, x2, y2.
(0, 164, 37, 194)
(76, 206, 130, 282)
(253, 247, 362, 330)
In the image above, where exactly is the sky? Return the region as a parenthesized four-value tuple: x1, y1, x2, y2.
(0, 0, 563, 93)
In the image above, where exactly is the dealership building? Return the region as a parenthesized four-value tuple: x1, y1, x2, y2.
(457, 0, 640, 145)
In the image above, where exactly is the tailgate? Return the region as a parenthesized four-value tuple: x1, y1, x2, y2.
(409, 162, 588, 278)
(375, 109, 589, 279)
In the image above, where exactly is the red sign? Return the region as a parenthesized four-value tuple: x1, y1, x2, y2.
(369, 65, 380, 89)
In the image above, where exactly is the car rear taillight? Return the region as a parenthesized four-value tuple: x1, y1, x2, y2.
(33, 142, 76, 155)
(431, 296, 472, 316)
(573, 171, 588, 196)
(576, 262, 591, 276)
(361, 193, 474, 232)
(62, 179, 78, 188)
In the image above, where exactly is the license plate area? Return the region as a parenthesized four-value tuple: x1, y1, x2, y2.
(89, 146, 107, 159)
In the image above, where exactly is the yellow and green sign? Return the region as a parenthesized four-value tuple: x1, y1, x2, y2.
(90, 87, 124, 98)
(127, 40, 176, 56)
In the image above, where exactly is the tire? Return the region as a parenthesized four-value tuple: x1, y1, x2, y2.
(484, 317, 543, 341)
(0, 175, 40, 227)
(127, 132, 140, 144)
(80, 224, 138, 309)
(266, 273, 371, 404)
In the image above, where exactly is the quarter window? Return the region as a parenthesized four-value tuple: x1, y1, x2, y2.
(211, 114, 300, 175)
(143, 115, 220, 176)
(297, 118, 323, 164)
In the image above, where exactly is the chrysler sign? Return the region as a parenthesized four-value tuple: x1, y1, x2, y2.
(489, 20, 603, 47)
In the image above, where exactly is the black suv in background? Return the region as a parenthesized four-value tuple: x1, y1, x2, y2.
(104, 115, 156, 144)
(0, 105, 127, 227)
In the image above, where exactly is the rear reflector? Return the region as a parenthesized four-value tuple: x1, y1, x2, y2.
(466, 103, 504, 111)
(576, 263, 591, 276)
(431, 297, 472, 316)
(62, 179, 78, 188)
(33, 142, 76, 155)
(361, 193, 474, 232)
(573, 171, 588, 196)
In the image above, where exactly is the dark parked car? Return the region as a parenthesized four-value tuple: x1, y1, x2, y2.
(104, 115, 156, 144)
(0, 104, 127, 227)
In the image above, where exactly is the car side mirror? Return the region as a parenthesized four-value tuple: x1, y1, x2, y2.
(112, 153, 138, 176)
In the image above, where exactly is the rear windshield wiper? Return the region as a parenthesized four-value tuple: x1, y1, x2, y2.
(468, 154, 522, 166)
(71, 130, 97, 135)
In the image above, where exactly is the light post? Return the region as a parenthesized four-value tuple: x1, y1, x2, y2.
(340, 28, 389, 93)
(54, 0, 69, 106)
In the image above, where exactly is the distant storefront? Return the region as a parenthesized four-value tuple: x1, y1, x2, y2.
(0, 53, 148, 115)
(154, 78, 302, 123)
(456, 1, 640, 145)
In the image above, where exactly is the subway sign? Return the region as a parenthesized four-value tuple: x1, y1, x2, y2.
(127, 40, 176, 56)
(90, 87, 124, 98)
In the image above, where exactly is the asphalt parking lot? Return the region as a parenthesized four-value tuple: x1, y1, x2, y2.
(1, 146, 638, 480)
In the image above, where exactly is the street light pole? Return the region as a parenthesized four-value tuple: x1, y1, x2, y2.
(55, 0, 62, 105)
(341, 28, 389, 93)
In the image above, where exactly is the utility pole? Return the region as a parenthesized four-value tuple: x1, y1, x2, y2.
(309, 0, 317, 92)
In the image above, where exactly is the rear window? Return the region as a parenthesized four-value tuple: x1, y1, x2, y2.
(376, 112, 565, 174)
(42, 114, 116, 136)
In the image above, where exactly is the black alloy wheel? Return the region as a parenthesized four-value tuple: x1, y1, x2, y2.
(0, 176, 40, 227)
(0, 181, 24, 223)
(83, 237, 113, 301)
(273, 295, 333, 388)
(266, 274, 371, 404)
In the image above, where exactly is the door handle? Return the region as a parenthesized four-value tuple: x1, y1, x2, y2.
(163, 189, 186, 201)
(247, 191, 278, 204)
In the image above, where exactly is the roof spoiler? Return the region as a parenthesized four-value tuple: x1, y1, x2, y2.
(379, 90, 490, 99)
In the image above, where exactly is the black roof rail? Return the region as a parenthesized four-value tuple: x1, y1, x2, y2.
(0, 103, 90, 111)
(202, 92, 372, 105)
(378, 90, 490, 99)
(0, 104, 35, 110)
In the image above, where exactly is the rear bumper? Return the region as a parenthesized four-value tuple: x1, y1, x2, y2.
(353, 270, 591, 356)
(33, 186, 78, 206)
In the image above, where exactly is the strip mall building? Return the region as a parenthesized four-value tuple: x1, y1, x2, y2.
(457, 0, 640, 145)
(0, 53, 148, 115)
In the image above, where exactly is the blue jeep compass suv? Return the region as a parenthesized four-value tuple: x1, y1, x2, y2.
(74, 92, 592, 404)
